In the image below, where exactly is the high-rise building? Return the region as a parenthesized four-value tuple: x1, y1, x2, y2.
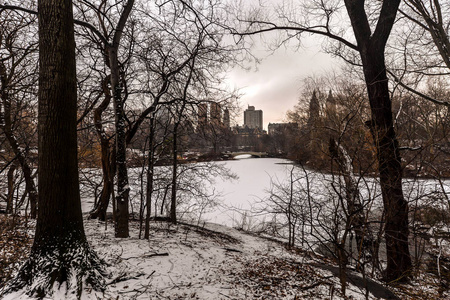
(244, 105, 263, 129)
(197, 103, 208, 129)
(223, 108, 230, 129)
(210, 102, 221, 127)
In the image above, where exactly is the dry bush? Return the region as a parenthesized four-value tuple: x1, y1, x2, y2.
(0, 215, 33, 289)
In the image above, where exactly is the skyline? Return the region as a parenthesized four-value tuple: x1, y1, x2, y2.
(225, 37, 340, 131)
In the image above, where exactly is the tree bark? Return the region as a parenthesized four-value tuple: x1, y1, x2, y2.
(106, 0, 134, 238)
(109, 45, 130, 237)
(3, 0, 104, 297)
(361, 48, 411, 282)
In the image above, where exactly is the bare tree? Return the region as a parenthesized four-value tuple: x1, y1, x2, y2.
(0, 7, 38, 218)
(388, 0, 450, 106)
(0, 0, 136, 238)
(132, 0, 238, 227)
(402, 0, 450, 70)
(232, 0, 412, 281)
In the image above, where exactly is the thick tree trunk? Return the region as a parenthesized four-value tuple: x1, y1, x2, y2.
(344, 0, 412, 281)
(3, 0, 104, 297)
(361, 49, 412, 281)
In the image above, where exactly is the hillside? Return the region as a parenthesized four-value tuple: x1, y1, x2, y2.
(0, 215, 446, 299)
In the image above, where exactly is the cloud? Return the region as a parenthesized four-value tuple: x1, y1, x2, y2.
(226, 44, 337, 129)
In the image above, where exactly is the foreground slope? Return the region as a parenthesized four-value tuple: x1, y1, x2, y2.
(2, 215, 445, 299)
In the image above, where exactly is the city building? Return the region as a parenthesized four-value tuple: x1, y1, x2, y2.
(223, 108, 230, 129)
(244, 105, 263, 130)
(197, 103, 208, 130)
(268, 122, 298, 135)
(232, 125, 265, 151)
(210, 102, 221, 127)
(325, 90, 337, 117)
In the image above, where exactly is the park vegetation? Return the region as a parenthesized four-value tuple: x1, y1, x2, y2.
(0, 0, 449, 298)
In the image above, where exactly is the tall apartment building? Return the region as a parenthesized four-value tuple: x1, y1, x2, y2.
(244, 105, 263, 130)
(210, 102, 221, 127)
(197, 103, 208, 129)
(223, 108, 230, 129)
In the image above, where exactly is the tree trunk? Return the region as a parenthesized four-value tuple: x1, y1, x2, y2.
(0, 58, 38, 219)
(329, 138, 372, 271)
(109, 46, 130, 238)
(3, 0, 104, 297)
(90, 76, 115, 221)
(344, 0, 412, 281)
(362, 49, 412, 282)
(89, 136, 114, 221)
(145, 114, 155, 238)
(6, 162, 17, 214)
(170, 126, 178, 224)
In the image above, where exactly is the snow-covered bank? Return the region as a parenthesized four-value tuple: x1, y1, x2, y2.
(2, 215, 412, 299)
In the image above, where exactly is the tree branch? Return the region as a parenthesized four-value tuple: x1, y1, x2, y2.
(232, 24, 358, 51)
(372, 0, 401, 49)
(112, 0, 135, 49)
(0, 4, 109, 45)
(388, 70, 450, 107)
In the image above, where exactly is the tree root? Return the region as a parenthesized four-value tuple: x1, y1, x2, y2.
(2, 241, 106, 300)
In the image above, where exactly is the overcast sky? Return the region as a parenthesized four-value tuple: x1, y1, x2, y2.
(224, 37, 339, 130)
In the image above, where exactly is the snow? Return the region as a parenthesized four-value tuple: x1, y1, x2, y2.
(202, 158, 295, 227)
(233, 154, 252, 159)
(77, 158, 450, 229)
(2, 158, 450, 299)
(1, 217, 390, 299)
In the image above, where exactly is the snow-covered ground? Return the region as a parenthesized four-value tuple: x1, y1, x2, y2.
(2, 216, 406, 299)
(2, 157, 450, 299)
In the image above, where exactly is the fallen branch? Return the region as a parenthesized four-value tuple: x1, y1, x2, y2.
(122, 252, 169, 260)
(223, 247, 242, 253)
(107, 272, 146, 285)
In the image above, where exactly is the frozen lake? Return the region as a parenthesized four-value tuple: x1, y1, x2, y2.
(201, 157, 296, 227)
(79, 156, 450, 230)
(197, 157, 450, 228)
(80, 157, 299, 227)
